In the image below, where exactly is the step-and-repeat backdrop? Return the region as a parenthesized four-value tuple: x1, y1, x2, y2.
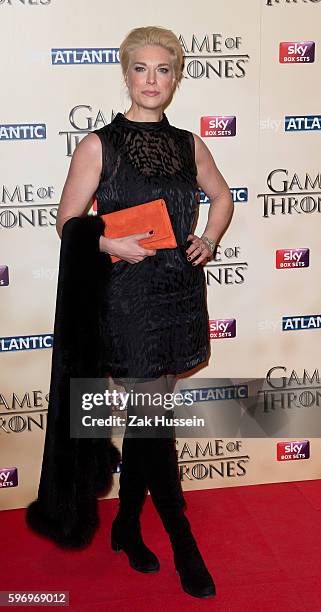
(1, 0, 320, 509)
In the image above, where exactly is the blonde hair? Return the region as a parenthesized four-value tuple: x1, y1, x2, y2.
(119, 26, 184, 85)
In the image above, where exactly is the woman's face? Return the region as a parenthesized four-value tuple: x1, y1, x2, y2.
(125, 44, 176, 110)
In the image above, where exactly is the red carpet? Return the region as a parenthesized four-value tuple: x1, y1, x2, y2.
(1, 480, 321, 611)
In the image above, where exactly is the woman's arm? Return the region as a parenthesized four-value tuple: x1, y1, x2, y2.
(186, 133, 234, 265)
(194, 133, 234, 243)
(56, 133, 156, 263)
(56, 133, 102, 238)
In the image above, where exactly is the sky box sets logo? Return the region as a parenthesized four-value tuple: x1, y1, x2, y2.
(209, 319, 236, 339)
(0, 468, 18, 488)
(279, 41, 315, 63)
(277, 441, 310, 461)
(0, 265, 9, 285)
(276, 248, 309, 268)
(200, 116, 236, 137)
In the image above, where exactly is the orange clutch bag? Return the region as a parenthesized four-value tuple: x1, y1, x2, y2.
(101, 198, 177, 263)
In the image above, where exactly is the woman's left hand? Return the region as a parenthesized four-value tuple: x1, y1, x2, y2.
(185, 234, 212, 265)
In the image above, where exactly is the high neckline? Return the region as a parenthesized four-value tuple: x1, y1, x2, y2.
(114, 112, 170, 131)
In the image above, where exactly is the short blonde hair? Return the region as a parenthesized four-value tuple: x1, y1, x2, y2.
(119, 26, 184, 85)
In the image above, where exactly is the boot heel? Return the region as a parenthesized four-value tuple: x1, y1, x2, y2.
(111, 521, 160, 572)
(111, 536, 123, 552)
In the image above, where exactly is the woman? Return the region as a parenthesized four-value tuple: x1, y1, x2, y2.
(56, 26, 233, 599)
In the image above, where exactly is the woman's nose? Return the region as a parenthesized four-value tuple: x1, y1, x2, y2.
(146, 71, 156, 84)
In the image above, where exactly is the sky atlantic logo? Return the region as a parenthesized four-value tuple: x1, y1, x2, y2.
(200, 116, 236, 137)
(209, 319, 236, 339)
(282, 314, 321, 331)
(230, 188, 248, 203)
(276, 248, 309, 268)
(257, 169, 321, 217)
(52, 48, 119, 65)
(178, 33, 250, 80)
(277, 441, 310, 461)
(0, 334, 53, 352)
(0, 124, 46, 141)
(285, 115, 321, 132)
(279, 41, 315, 63)
(200, 187, 248, 203)
(179, 384, 248, 403)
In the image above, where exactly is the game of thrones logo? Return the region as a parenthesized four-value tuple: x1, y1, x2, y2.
(259, 366, 321, 416)
(59, 105, 116, 156)
(205, 245, 248, 286)
(0, 183, 57, 230)
(177, 439, 250, 481)
(0, 390, 48, 433)
(257, 169, 321, 217)
(178, 33, 250, 79)
(266, 0, 321, 5)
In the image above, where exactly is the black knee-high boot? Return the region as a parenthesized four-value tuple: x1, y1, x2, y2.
(141, 434, 216, 598)
(111, 435, 160, 573)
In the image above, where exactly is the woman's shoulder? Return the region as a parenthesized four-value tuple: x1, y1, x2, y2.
(89, 118, 120, 152)
(91, 120, 113, 138)
(190, 132, 211, 158)
(73, 130, 102, 157)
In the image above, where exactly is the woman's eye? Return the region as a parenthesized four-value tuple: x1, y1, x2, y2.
(133, 66, 169, 73)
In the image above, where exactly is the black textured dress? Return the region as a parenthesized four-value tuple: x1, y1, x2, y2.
(92, 112, 210, 379)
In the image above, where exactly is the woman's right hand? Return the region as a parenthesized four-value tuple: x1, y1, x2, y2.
(99, 231, 157, 264)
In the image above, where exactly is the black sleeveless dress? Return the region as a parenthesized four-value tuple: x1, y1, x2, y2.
(92, 112, 210, 379)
